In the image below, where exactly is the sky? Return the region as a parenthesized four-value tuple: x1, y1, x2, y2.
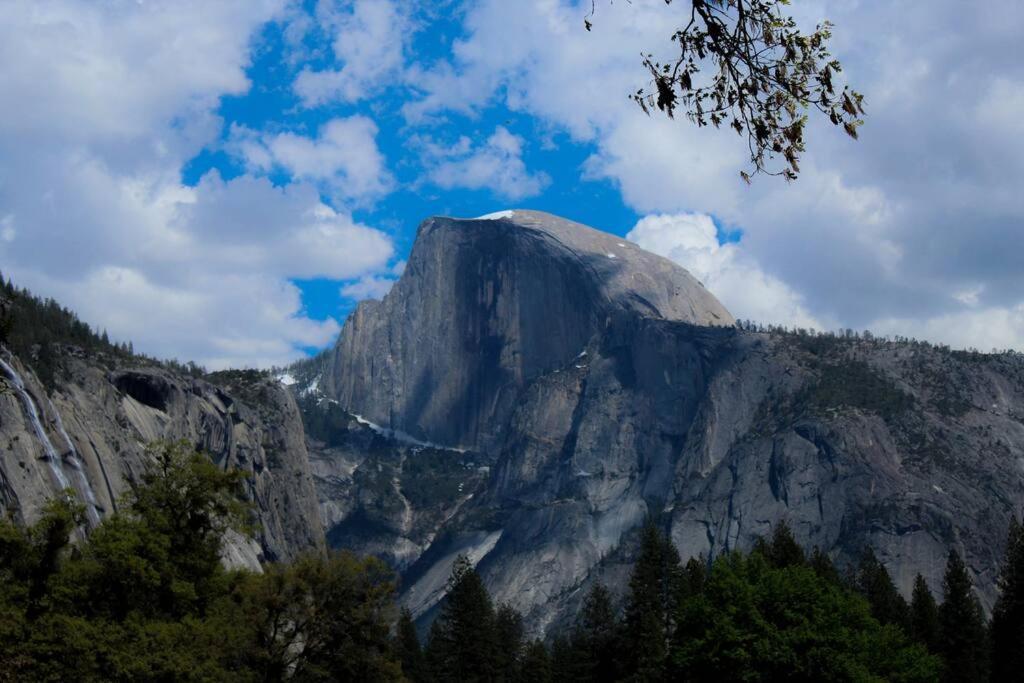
(0, 0, 1022, 369)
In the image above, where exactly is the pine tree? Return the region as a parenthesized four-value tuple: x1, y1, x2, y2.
(550, 635, 577, 682)
(909, 574, 940, 653)
(854, 547, 910, 631)
(494, 601, 524, 682)
(809, 546, 841, 585)
(680, 556, 707, 596)
(990, 517, 1024, 680)
(519, 639, 552, 683)
(425, 555, 499, 682)
(755, 521, 805, 568)
(572, 583, 619, 682)
(621, 520, 680, 681)
(938, 549, 989, 683)
(395, 607, 426, 683)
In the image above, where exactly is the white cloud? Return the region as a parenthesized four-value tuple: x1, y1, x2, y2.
(627, 214, 824, 330)
(422, 127, 550, 199)
(0, 0, 285, 171)
(340, 275, 397, 302)
(230, 117, 394, 203)
(405, 0, 1024, 351)
(293, 0, 410, 107)
(870, 305, 1024, 353)
(0, 0, 397, 368)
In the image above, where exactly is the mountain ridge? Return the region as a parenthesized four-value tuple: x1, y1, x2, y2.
(3, 211, 1024, 638)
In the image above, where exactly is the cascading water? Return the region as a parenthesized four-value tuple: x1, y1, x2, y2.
(0, 355, 99, 525)
(51, 403, 102, 526)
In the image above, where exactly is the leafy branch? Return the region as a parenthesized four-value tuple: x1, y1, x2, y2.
(587, 0, 865, 181)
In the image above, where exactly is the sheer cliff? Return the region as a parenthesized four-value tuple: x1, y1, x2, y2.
(307, 210, 1024, 634)
(0, 350, 325, 567)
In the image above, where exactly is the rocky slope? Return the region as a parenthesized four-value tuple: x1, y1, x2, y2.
(305, 209, 1024, 635)
(0, 349, 325, 567)
(5, 208, 1023, 637)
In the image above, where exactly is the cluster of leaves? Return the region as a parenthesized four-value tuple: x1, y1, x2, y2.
(589, 0, 866, 180)
(0, 441, 401, 682)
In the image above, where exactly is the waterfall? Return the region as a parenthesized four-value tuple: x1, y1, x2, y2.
(50, 402, 102, 526)
(0, 355, 99, 524)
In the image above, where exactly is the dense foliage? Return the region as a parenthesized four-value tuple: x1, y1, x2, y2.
(4, 440, 1023, 681)
(409, 518, 1024, 683)
(0, 441, 399, 682)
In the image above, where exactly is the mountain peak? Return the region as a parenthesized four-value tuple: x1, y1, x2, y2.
(426, 210, 734, 327)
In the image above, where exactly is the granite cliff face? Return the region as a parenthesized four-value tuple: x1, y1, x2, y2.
(324, 210, 733, 454)
(306, 210, 1024, 634)
(0, 350, 325, 568)
(5, 208, 1023, 637)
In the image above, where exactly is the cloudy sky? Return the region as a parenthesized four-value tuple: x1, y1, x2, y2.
(1, 0, 1022, 368)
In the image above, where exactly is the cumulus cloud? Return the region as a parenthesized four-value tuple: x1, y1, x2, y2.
(422, 127, 550, 199)
(230, 117, 394, 203)
(405, 0, 1024, 350)
(627, 214, 824, 330)
(0, 0, 396, 368)
(340, 275, 397, 302)
(293, 0, 411, 107)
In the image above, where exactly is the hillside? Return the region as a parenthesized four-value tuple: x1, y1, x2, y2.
(297, 210, 1024, 634)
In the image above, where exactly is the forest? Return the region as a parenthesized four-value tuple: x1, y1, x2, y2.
(1, 441, 1021, 682)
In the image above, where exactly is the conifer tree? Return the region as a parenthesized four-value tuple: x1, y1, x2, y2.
(621, 520, 680, 680)
(909, 574, 940, 653)
(990, 517, 1024, 680)
(494, 601, 525, 682)
(572, 583, 618, 682)
(425, 555, 499, 682)
(938, 549, 989, 683)
(809, 546, 841, 585)
(550, 634, 578, 681)
(395, 607, 426, 683)
(680, 556, 707, 596)
(755, 521, 805, 568)
(854, 547, 911, 631)
(520, 639, 552, 683)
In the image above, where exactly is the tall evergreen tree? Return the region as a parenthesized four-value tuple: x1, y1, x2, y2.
(520, 639, 552, 683)
(938, 549, 989, 683)
(755, 521, 805, 568)
(572, 583, 619, 682)
(809, 547, 841, 585)
(909, 574, 940, 653)
(854, 547, 911, 631)
(425, 555, 499, 682)
(621, 519, 680, 681)
(395, 607, 426, 683)
(550, 635, 578, 682)
(494, 601, 525, 682)
(670, 550, 939, 681)
(990, 517, 1024, 680)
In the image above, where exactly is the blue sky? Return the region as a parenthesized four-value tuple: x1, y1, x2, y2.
(183, 4, 645, 327)
(1, 0, 1022, 367)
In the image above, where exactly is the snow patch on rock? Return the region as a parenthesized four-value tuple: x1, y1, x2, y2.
(474, 210, 516, 220)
